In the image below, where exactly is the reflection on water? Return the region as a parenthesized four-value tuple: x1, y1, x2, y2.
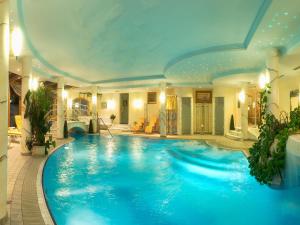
(130, 138, 144, 169)
(58, 145, 74, 184)
(105, 139, 116, 164)
(87, 144, 100, 175)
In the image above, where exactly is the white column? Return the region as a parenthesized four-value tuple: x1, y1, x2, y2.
(66, 98, 72, 120)
(176, 96, 182, 135)
(21, 56, 32, 155)
(57, 77, 64, 139)
(0, 0, 9, 222)
(159, 82, 167, 137)
(92, 86, 98, 133)
(266, 48, 280, 118)
(240, 86, 248, 140)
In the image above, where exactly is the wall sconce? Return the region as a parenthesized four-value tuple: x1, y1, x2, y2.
(159, 92, 166, 104)
(67, 99, 73, 109)
(258, 71, 270, 89)
(29, 76, 38, 91)
(107, 100, 116, 110)
(238, 90, 246, 104)
(92, 95, 97, 105)
(133, 99, 143, 109)
(11, 27, 23, 58)
(62, 90, 68, 100)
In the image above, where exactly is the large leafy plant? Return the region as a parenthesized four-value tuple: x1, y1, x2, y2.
(248, 85, 300, 185)
(24, 84, 56, 152)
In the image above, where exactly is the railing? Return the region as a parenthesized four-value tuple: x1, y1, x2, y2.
(98, 117, 113, 138)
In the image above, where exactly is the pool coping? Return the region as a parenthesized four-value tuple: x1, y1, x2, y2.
(37, 138, 75, 225)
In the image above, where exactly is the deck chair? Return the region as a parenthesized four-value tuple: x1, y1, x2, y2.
(132, 118, 145, 133)
(145, 117, 157, 134)
(8, 115, 22, 140)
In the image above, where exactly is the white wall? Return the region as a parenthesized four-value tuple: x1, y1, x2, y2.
(98, 91, 160, 126)
(128, 92, 146, 126)
(278, 75, 300, 114)
(98, 93, 120, 124)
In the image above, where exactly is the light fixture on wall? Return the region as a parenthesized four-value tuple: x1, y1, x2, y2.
(238, 90, 246, 104)
(29, 76, 38, 91)
(107, 100, 116, 110)
(159, 92, 166, 104)
(133, 99, 143, 109)
(62, 90, 68, 100)
(67, 99, 73, 109)
(258, 70, 270, 89)
(92, 95, 97, 105)
(11, 27, 23, 58)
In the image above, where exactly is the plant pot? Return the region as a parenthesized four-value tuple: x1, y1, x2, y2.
(32, 145, 46, 156)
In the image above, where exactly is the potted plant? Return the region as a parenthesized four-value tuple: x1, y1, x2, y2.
(63, 120, 68, 138)
(110, 114, 116, 124)
(24, 84, 56, 156)
(88, 119, 94, 133)
(230, 114, 235, 130)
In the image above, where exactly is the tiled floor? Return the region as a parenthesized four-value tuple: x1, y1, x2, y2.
(5, 134, 253, 225)
(6, 139, 73, 225)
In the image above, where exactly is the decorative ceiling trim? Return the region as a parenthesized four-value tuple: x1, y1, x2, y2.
(17, 0, 165, 85)
(212, 67, 263, 80)
(32, 67, 55, 79)
(163, 0, 272, 73)
(100, 83, 160, 90)
(18, 0, 271, 85)
(170, 82, 212, 87)
(17, 0, 91, 83)
(91, 74, 165, 84)
(281, 29, 300, 55)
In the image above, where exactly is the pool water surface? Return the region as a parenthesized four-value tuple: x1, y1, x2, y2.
(43, 135, 300, 225)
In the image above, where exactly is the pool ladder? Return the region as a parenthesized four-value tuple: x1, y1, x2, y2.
(98, 117, 113, 138)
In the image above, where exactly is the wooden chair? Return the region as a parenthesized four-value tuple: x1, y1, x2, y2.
(8, 115, 22, 142)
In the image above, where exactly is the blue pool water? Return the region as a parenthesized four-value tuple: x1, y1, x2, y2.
(43, 135, 300, 225)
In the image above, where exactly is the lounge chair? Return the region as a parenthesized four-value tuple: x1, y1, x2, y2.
(8, 115, 22, 142)
(132, 118, 145, 133)
(145, 117, 157, 134)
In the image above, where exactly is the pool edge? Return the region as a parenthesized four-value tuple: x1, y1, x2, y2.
(37, 137, 75, 225)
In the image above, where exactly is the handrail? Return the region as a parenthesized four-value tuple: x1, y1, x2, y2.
(98, 117, 113, 138)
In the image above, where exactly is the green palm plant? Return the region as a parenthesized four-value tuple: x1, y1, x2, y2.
(24, 84, 55, 153)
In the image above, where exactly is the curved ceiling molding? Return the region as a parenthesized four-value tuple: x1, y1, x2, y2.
(163, 0, 272, 74)
(32, 67, 55, 79)
(91, 74, 165, 84)
(18, 0, 166, 85)
(17, 0, 92, 83)
(212, 67, 263, 80)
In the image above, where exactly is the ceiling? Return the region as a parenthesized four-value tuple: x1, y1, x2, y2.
(9, 0, 300, 88)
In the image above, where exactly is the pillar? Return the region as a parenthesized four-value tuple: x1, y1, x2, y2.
(159, 82, 167, 137)
(266, 48, 280, 118)
(176, 95, 182, 135)
(92, 86, 98, 133)
(0, 0, 9, 222)
(240, 86, 248, 140)
(57, 77, 64, 139)
(66, 98, 72, 121)
(21, 56, 32, 155)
